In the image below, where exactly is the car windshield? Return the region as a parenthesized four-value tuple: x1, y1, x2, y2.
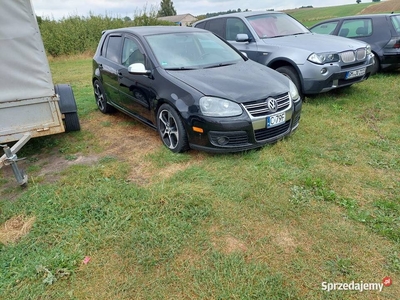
(145, 32, 243, 70)
(247, 13, 309, 38)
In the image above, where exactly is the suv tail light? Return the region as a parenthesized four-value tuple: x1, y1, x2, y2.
(385, 37, 400, 49)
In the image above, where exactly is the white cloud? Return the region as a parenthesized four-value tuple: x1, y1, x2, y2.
(31, 0, 354, 20)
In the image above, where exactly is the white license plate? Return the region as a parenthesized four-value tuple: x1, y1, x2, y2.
(267, 112, 285, 128)
(345, 68, 366, 79)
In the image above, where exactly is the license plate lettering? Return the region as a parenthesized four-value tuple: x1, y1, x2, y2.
(345, 68, 366, 79)
(267, 112, 285, 128)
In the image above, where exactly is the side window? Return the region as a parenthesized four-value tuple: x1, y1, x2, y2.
(105, 35, 122, 63)
(205, 18, 225, 38)
(122, 38, 145, 67)
(195, 21, 206, 29)
(391, 15, 400, 33)
(311, 21, 339, 35)
(341, 19, 372, 38)
(226, 18, 253, 40)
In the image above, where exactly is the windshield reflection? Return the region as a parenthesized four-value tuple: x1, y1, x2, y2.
(247, 14, 309, 39)
(145, 32, 243, 70)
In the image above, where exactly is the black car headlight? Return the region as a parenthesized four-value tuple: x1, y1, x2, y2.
(199, 97, 242, 117)
(308, 52, 340, 65)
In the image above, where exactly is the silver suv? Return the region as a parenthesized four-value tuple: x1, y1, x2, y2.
(194, 11, 375, 99)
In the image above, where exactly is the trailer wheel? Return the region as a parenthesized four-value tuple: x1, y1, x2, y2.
(64, 112, 81, 132)
(55, 84, 81, 132)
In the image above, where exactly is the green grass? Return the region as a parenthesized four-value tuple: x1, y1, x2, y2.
(1, 3, 400, 299)
(287, 3, 372, 27)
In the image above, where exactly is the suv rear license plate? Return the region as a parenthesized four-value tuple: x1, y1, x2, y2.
(345, 67, 366, 79)
(267, 112, 285, 128)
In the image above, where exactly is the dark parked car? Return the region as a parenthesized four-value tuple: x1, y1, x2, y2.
(193, 11, 375, 99)
(92, 26, 302, 153)
(310, 14, 400, 73)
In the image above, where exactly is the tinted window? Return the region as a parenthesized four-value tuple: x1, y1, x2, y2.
(311, 21, 339, 35)
(226, 18, 252, 40)
(340, 19, 372, 38)
(105, 35, 122, 63)
(195, 21, 206, 29)
(205, 18, 225, 38)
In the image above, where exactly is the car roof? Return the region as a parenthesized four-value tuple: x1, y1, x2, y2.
(103, 26, 206, 36)
(313, 13, 400, 23)
(196, 10, 285, 22)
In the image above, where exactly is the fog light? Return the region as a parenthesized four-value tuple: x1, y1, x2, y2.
(216, 136, 229, 145)
(321, 68, 328, 75)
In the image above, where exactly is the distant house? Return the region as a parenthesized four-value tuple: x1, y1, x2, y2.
(157, 14, 197, 26)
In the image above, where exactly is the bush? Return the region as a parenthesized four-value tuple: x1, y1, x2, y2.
(39, 9, 174, 57)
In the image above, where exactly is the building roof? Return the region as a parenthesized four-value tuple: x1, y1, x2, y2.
(157, 14, 197, 23)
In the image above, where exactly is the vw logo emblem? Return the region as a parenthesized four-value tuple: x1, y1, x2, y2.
(267, 98, 278, 112)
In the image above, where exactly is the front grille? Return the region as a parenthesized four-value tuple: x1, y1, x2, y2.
(356, 48, 366, 60)
(340, 51, 355, 63)
(340, 48, 367, 63)
(243, 93, 290, 118)
(254, 121, 290, 141)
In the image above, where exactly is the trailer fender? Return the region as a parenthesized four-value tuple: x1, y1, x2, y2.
(55, 84, 81, 132)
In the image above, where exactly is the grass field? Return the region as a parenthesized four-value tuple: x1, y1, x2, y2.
(1, 3, 400, 300)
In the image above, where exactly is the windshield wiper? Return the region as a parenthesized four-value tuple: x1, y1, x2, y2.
(165, 67, 197, 71)
(203, 62, 235, 69)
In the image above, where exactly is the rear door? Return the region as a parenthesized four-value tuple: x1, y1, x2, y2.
(99, 34, 123, 105)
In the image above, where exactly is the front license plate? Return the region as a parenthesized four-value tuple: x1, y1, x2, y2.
(345, 67, 366, 79)
(267, 112, 285, 128)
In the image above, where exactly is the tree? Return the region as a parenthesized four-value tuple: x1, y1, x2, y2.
(356, 0, 361, 3)
(158, 0, 176, 17)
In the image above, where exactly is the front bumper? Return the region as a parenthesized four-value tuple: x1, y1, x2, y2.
(301, 54, 375, 94)
(187, 100, 302, 153)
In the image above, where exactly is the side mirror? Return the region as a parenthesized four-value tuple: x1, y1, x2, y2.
(236, 33, 251, 43)
(128, 63, 151, 76)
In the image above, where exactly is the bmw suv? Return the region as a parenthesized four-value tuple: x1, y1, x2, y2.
(194, 11, 375, 99)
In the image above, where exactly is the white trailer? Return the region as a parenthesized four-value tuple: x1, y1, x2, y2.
(0, 0, 80, 186)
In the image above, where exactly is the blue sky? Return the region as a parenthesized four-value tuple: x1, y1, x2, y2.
(31, 0, 356, 20)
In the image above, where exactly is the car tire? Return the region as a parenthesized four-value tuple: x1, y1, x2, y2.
(370, 57, 380, 75)
(93, 80, 115, 113)
(157, 104, 189, 153)
(276, 66, 304, 100)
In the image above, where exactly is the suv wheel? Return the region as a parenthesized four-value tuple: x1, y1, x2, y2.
(276, 66, 304, 100)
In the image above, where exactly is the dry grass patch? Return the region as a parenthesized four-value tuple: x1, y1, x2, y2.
(0, 215, 35, 245)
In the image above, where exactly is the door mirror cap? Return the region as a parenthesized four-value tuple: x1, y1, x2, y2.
(128, 63, 151, 75)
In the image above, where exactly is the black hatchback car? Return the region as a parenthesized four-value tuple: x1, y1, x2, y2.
(310, 14, 400, 73)
(92, 26, 302, 153)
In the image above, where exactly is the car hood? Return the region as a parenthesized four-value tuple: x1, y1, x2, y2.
(166, 60, 289, 103)
(262, 33, 369, 52)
